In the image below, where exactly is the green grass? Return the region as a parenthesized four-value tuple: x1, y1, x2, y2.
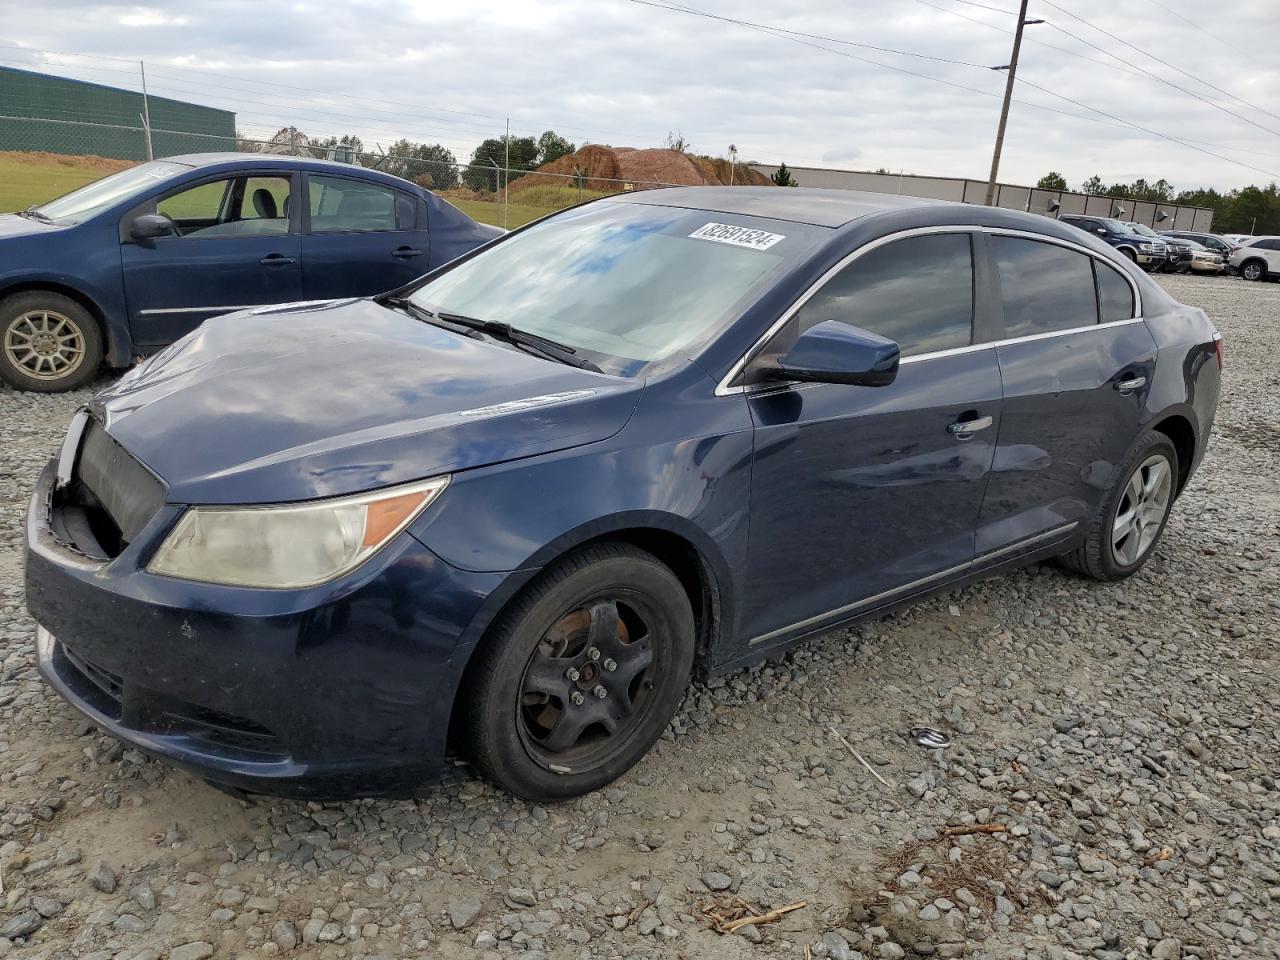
(0, 152, 134, 212)
(450, 186, 618, 229)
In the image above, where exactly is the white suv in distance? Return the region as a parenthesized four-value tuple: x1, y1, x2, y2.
(1230, 237, 1280, 282)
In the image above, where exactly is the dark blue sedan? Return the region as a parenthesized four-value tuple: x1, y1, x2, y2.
(25, 188, 1222, 800)
(1, 153, 500, 391)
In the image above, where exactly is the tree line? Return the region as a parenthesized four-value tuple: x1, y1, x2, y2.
(1036, 171, 1279, 234)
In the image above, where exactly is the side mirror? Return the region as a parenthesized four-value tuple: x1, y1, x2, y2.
(130, 213, 176, 242)
(764, 319, 900, 387)
(1096, 227, 1107, 236)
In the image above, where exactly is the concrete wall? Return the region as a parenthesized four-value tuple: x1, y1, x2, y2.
(751, 163, 1214, 232)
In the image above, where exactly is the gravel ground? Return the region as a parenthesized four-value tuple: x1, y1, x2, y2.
(1, 275, 1277, 960)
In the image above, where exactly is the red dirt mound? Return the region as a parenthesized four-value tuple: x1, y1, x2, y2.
(512, 145, 770, 192)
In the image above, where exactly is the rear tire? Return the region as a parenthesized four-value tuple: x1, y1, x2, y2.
(0, 291, 103, 392)
(1058, 430, 1178, 581)
(464, 542, 695, 801)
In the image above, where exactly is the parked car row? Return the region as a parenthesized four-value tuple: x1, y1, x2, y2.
(1055, 214, 1241, 277)
(0, 153, 503, 391)
(25, 184, 1223, 799)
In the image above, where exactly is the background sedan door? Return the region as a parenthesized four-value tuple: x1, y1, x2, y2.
(975, 235, 1158, 556)
(737, 231, 1003, 651)
(120, 173, 302, 347)
(300, 173, 430, 299)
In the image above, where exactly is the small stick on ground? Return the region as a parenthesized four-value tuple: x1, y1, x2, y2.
(721, 900, 807, 935)
(941, 823, 1007, 837)
(805, 944, 813, 960)
(829, 726, 894, 789)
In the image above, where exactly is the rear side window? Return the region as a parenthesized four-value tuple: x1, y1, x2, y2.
(993, 237, 1098, 337)
(309, 175, 397, 233)
(1095, 261, 1135, 322)
(792, 233, 974, 357)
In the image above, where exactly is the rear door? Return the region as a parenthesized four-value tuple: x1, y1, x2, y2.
(975, 233, 1157, 556)
(300, 173, 430, 299)
(738, 230, 1003, 650)
(120, 172, 302, 346)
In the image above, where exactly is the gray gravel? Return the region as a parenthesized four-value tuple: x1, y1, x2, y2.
(1, 274, 1277, 960)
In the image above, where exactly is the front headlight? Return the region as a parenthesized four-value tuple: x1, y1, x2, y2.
(147, 476, 450, 588)
(1140, 242, 1154, 251)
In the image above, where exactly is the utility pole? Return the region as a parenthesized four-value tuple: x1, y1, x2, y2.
(983, 0, 1041, 206)
(139, 60, 154, 161)
(503, 118, 510, 230)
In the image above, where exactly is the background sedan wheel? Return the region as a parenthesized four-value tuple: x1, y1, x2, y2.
(465, 542, 694, 800)
(1058, 430, 1179, 581)
(1240, 260, 1265, 282)
(0, 291, 103, 392)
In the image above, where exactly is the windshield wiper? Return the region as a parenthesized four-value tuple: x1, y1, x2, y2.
(437, 312, 603, 373)
(17, 205, 55, 224)
(379, 295, 483, 339)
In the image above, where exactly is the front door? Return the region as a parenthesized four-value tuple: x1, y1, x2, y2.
(738, 231, 1002, 651)
(975, 235, 1158, 556)
(300, 173, 430, 300)
(121, 173, 302, 346)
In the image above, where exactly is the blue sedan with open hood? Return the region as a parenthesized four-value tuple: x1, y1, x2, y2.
(25, 187, 1221, 799)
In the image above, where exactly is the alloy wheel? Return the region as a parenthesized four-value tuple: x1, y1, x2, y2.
(1242, 262, 1263, 281)
(517, 598, 659, 767)
(4, 310, 86, 382)
(1110, 454, 1173, 566)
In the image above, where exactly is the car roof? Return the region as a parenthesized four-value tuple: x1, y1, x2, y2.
(161, 152, 420, 190)
(603, 186, 937, 228)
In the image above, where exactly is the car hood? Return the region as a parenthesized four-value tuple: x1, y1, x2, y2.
(90, 299, 642, 505)
(0, 213, 59, 240)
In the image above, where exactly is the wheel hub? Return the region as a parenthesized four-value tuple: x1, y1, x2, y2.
(519, 598, 656, 759)
(1110, 454, 1172, 566)
(4, 309, 85, 381)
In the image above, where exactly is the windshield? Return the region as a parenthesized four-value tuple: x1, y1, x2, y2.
(408, 200, 823, 375)
(34, 161, 191, 224)
(1182, 240, 1207, 251)
(1126, 223, 1160, 238)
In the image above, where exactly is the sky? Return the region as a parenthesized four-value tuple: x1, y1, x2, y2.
(2, 0, 1279, 193)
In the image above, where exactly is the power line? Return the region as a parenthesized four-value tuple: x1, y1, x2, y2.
(1138, 0, 1260, 61)
(633, 0, 1280, 179)
(1037, 0, 1280, 125)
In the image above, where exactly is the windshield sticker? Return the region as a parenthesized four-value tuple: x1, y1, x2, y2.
(688, 222, 786, 250)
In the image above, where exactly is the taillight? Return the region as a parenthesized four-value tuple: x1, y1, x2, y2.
(1214, 337, 1224, 369)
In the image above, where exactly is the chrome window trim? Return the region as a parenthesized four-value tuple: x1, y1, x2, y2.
(746, 521, 1078, 648)
(716, 224, 1144, 397)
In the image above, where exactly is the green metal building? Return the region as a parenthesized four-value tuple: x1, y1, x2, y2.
(0, 66, 235, 160)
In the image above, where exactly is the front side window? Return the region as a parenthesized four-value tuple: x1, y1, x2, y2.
(993, 236, 1098, 337)
(155, 175, 291, 238)
(408, 201, 823, 374)
(790, 233, 974, 358)
(1095, 260, 1135, 323)
(309, 176, 398, 233)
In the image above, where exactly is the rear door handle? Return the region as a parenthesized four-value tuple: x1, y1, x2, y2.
(259, 254, 296, 266)
(948, 415, 993, 438)
(1115, 376, 1147, 394)
(391, 247, 424, 259)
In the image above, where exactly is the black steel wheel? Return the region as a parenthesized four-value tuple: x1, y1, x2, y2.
(464, 542, 694, 800)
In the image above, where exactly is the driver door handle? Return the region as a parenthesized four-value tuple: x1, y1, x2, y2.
(948, 415, 993, 438)
(391, 246, 424, 259)
(259, 254, 296, 266)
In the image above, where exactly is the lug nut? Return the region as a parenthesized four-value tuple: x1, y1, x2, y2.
(593, 685, 608, 699)
(587, 647, 601, 661)
(566, 667, 580, 682)
(570, 691, 585, 705)
(603, 658, 618, 672)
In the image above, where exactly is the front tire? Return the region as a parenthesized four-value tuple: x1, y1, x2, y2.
(464, 542, 695, 800)
(0, 291, 103, 392)
(1239, 259, 1266, 282)
(1058, 430, 1178, 581)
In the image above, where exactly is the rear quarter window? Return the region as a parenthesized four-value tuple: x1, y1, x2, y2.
(993, 236, 1098, 336)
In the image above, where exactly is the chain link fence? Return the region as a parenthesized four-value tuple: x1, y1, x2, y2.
(0, 110, 690, 229)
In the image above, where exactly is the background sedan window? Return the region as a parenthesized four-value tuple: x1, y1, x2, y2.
(309, 176, 398, 233)
(993, 236, 1098, 337)
(792, 233, 974, 357)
